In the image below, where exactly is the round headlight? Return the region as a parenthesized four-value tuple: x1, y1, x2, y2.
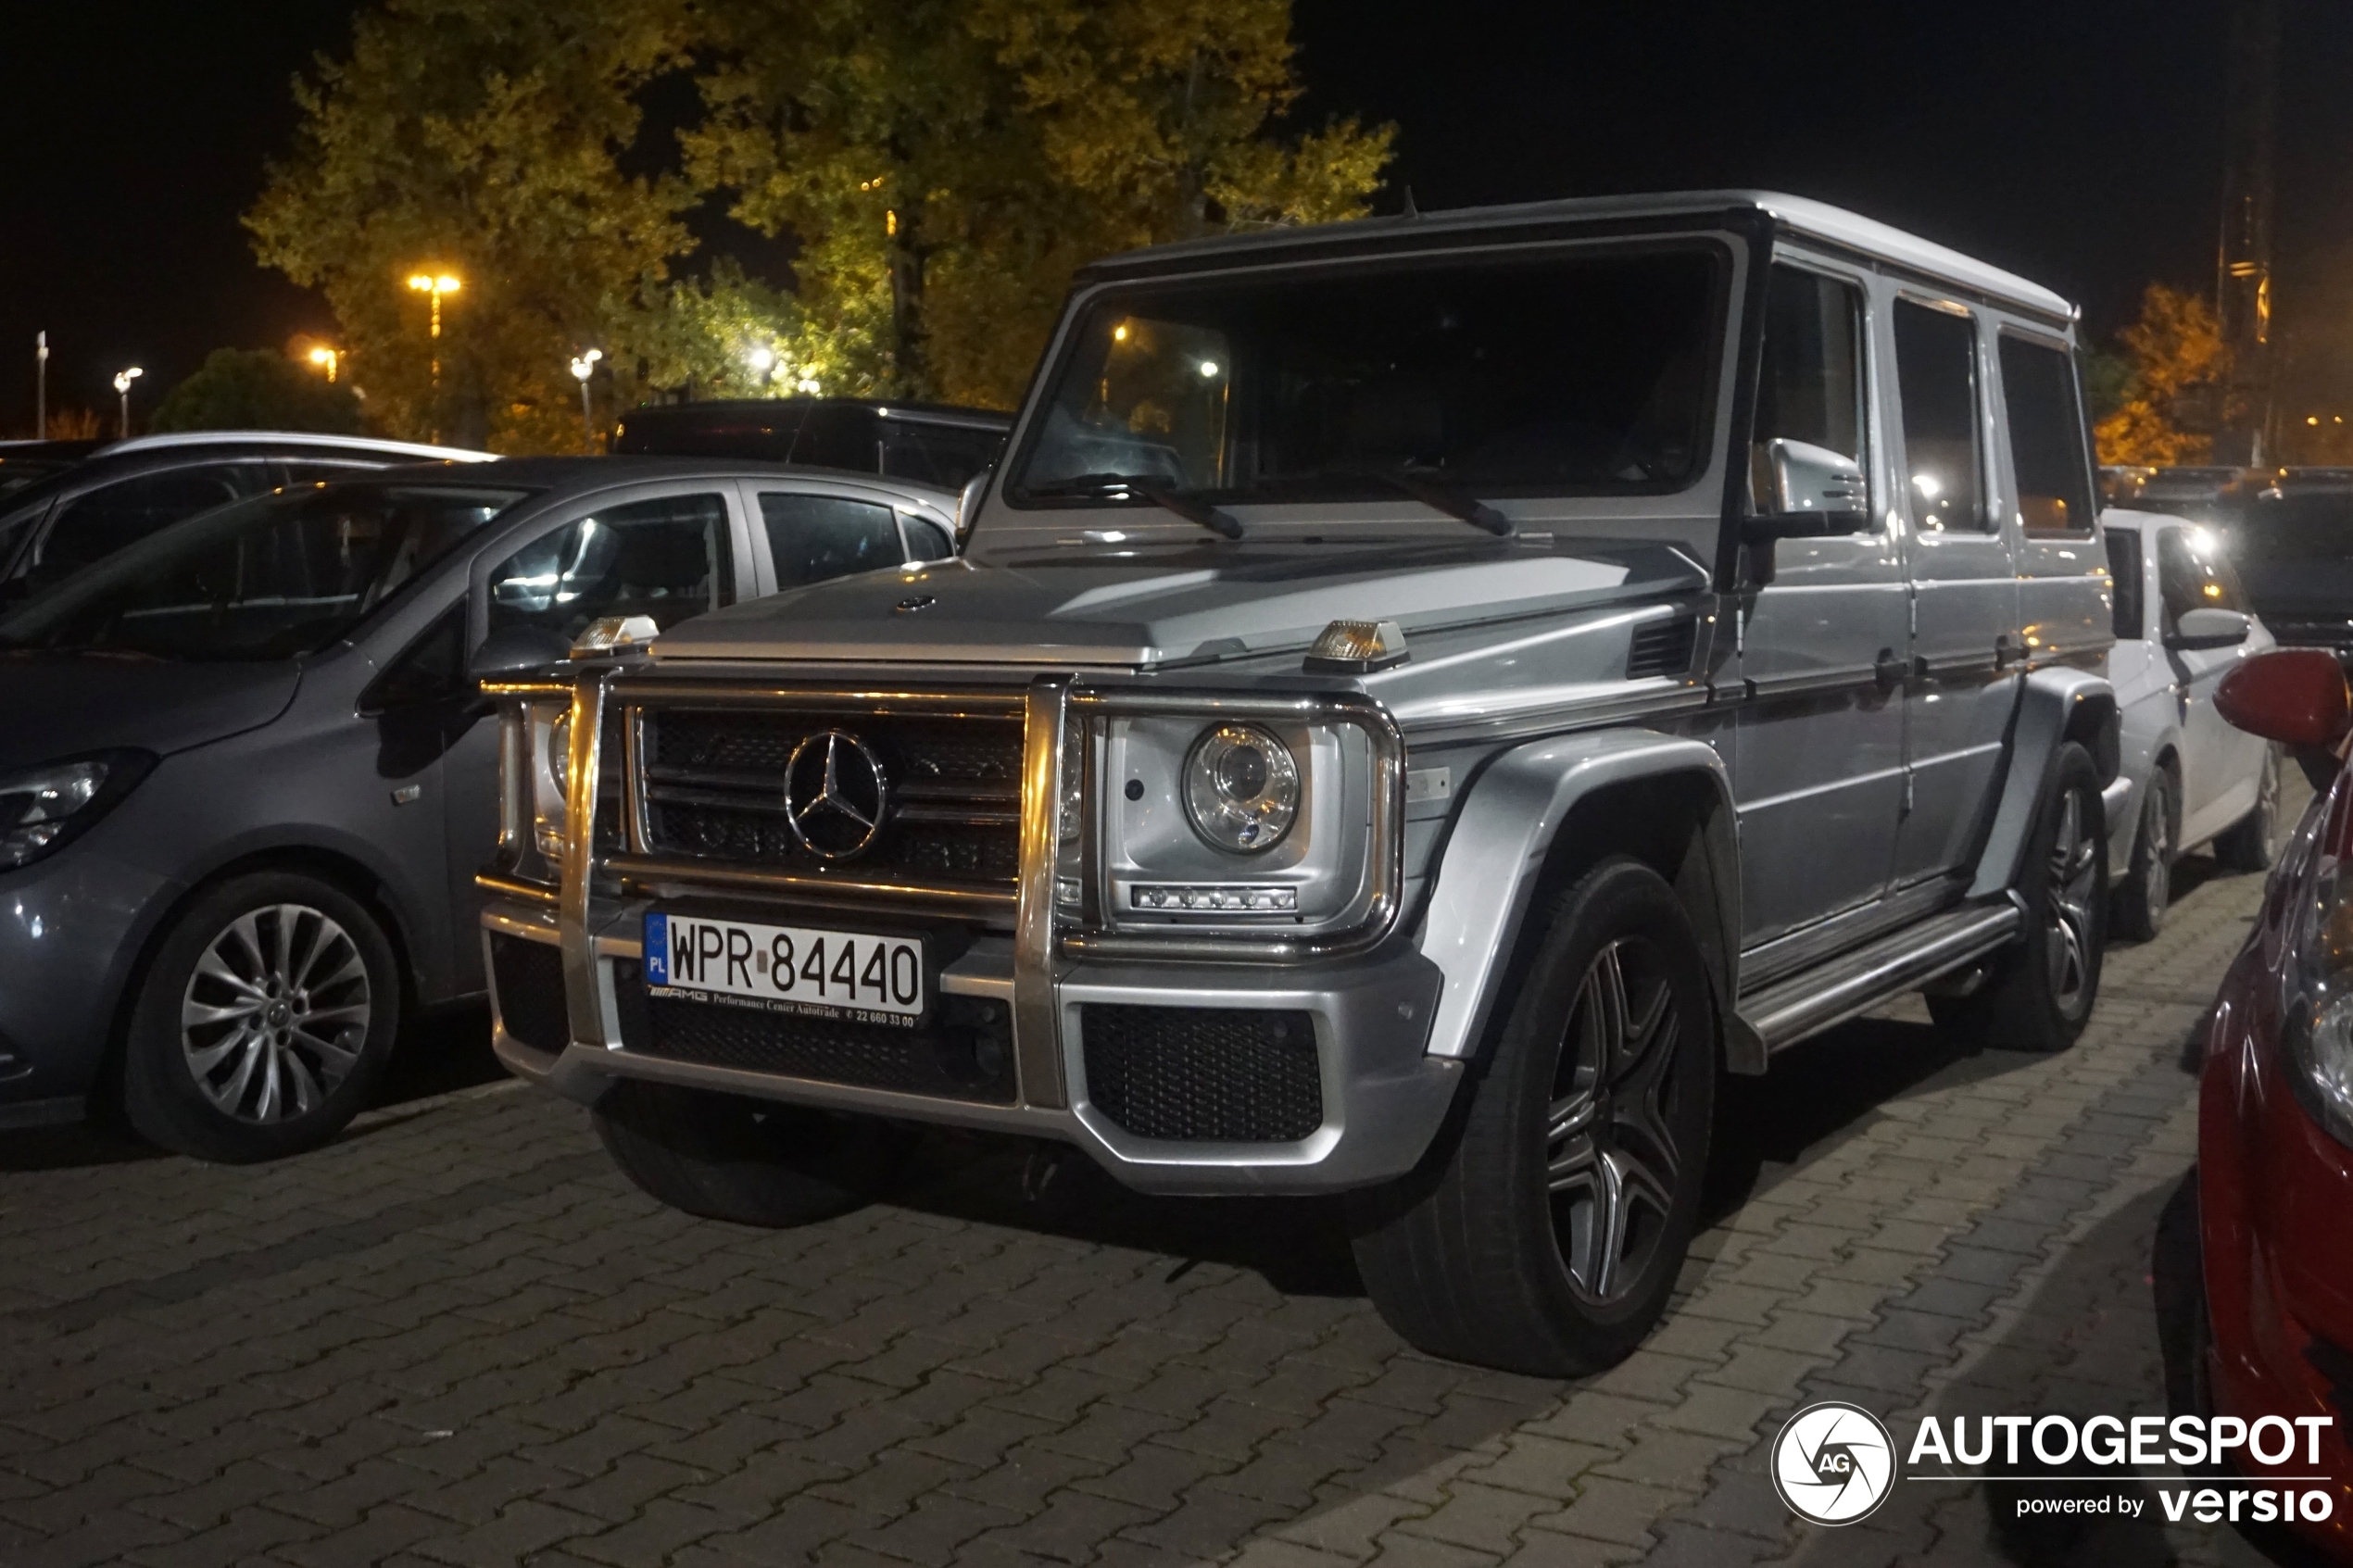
(1183, 723, 1299, 854)
(547, 710, 572, 798)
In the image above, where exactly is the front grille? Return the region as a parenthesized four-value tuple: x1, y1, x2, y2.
(1627, 614, 1698, 679)
(1080, 1005, 1322, 1143)
(639, 708, 1025, 884)
(616, 960, 1015, 1104)
(489, 934, 570, 1054)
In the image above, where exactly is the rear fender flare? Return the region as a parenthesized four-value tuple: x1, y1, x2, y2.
(1969, 668, 2118, 901)
(1416, 730, 1741, 1069)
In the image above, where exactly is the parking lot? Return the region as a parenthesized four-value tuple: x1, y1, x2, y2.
(0, 852, 2305, 1568)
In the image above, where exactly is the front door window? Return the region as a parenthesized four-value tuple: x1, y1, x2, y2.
(487, 493, 731, 640)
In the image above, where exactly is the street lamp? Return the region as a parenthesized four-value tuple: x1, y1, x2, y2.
(407, 270, 461, 438)
(570, 348, 602, 448)
(112, 366, 143, 439)
(34, 332, 48, 439)
(308, 346, 340, 383)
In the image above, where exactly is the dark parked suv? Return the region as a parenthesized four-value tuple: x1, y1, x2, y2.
(612, 398, 1010, 490)
(0, 430, 496, 606)
(0, 457, 957, 1160)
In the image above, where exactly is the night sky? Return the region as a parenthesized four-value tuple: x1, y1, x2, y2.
(4, 0, 2349, 435)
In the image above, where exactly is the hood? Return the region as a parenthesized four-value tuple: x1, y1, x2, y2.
(0, 655, 301, 773)
(654, 538, 1710, 667)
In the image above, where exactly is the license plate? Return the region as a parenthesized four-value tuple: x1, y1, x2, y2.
(642, 912, 925, 1028)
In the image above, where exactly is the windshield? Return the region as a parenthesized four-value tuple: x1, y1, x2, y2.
(2226, 494, 2353, 567)
(1007, 245, 1726, 508)
(0, 483, 532, 661)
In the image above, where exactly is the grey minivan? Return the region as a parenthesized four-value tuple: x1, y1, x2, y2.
(0, 456, 957, 1160)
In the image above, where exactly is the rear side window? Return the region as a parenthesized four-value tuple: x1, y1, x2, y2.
(1751, 266, 1867, 510)
(488, 492, 731, 640)
(1893, 301, 1985, 533)
(760, 493, 904, 586)
(902, 516, 953, 562)
(33, 463, 258, 580)
(2102, 528, 2142, 639)
(2000, 336, 2098, 536)
(788, 407, 882, 471)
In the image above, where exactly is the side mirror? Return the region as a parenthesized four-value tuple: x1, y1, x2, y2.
(2215, 648, 2352, 750)
(955, 466, 992, 546)
(468, 625, 573, 682)
(1741, 439, 1869, 543)
(2165, 607, 2251, 651)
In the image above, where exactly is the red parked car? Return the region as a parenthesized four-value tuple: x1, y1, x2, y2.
(2199, 646, 2353, 1554)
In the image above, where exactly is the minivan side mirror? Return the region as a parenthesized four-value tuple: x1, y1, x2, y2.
(1741, 439, 1869, 543)
(2215, 648, 2352, 751)
(2165, 607, 2251, 651)
(954, 465, 992, 546)
(469, 625, 573, 682)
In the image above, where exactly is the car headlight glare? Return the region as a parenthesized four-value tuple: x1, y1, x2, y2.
(0, 751, 154, 871)
(1183, 723, 1298, 854)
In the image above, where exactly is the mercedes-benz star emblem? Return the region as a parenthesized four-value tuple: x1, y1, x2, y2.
(783, 730, 889, 860)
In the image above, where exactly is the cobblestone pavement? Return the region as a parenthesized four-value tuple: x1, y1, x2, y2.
(0, 852, 2308, 1568)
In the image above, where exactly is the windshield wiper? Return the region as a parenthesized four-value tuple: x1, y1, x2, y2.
(1281, 469, 1516, 536)
(1026, 473, 1245, 540)
(1369, 472, 1516, 536)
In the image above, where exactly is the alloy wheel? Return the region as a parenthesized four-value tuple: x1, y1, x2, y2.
(180, 904, 371, 1123)
(2045, 791, 2100, 1010)
(2143, 785, 2172, 931)
(1544, 936, 1685, 1306)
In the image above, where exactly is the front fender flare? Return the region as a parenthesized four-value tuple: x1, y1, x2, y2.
(1416, 729, 1740, 1067)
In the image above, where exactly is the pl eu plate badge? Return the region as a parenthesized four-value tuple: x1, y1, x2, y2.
(643, 911, 671, 986)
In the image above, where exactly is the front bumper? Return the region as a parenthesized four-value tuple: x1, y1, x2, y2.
(2197, 955, 2353, 1545)
(0, 844, 177, 1115)
(484, 894, 1459, 1196)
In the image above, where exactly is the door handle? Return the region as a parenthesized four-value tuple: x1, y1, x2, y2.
(1994, 633, 2019, 668)
(1874, 647, 1906, 692)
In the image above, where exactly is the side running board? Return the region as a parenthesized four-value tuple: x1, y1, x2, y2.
(1735, 901, 2022, 1056)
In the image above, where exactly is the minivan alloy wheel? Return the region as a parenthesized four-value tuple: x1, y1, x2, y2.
(2045, 792, 2100, 1011)
(180, 904, 371, 1123)
(1545, 935, 1684, 1306)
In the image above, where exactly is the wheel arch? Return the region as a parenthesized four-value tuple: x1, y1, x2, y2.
(1416, 730, 1741, 1073)
(1968, 668, 2119, 902)
(94, 845, 426, 1113)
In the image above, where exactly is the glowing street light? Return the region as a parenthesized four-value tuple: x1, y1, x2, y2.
(407, 270, 461, 437)
(112, 366, 143, 439)
(308, 345, 341, 383)
(570, 348, 603, 447)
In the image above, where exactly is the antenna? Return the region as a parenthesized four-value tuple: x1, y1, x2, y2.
(1402, 186, 1420, 220)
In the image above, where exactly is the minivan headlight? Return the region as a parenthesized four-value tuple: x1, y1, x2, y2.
(0, 750, 155, 870)
(1183, 723, 1299, 854)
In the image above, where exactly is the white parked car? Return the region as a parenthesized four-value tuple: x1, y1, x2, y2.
(2100, 511, 2283, 937)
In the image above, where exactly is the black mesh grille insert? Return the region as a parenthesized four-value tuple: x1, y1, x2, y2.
(489, 934, 570, 1054)
(1081, 1006, 1322, 1143)
(617, 960, 1015, 1104)
(641, 708, 1024, 884)
(1626, 615, 1697, 679)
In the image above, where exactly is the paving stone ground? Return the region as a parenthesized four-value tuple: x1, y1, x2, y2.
(0, 846, 2314, 1568)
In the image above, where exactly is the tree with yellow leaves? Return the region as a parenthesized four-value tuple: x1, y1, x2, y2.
(686, 0, 1395, 408)
(2094, 282, 2229, 466)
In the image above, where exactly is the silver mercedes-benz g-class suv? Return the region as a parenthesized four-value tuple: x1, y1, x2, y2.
(480, 191, 2117, 1374)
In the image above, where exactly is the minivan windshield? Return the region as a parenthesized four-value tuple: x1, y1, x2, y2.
(1007, 245, 1726, 508)
(0, 483, 532, 661)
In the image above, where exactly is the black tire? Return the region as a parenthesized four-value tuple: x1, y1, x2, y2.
(2212, 745, 2283, 872)
(122, 871, 401, 1162)
(2110, 767, 2175, 943)
(1929, 742, 2108, 1052)
(1348, 857, 1717, 1376)
(593, 1079, 912, 1227)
